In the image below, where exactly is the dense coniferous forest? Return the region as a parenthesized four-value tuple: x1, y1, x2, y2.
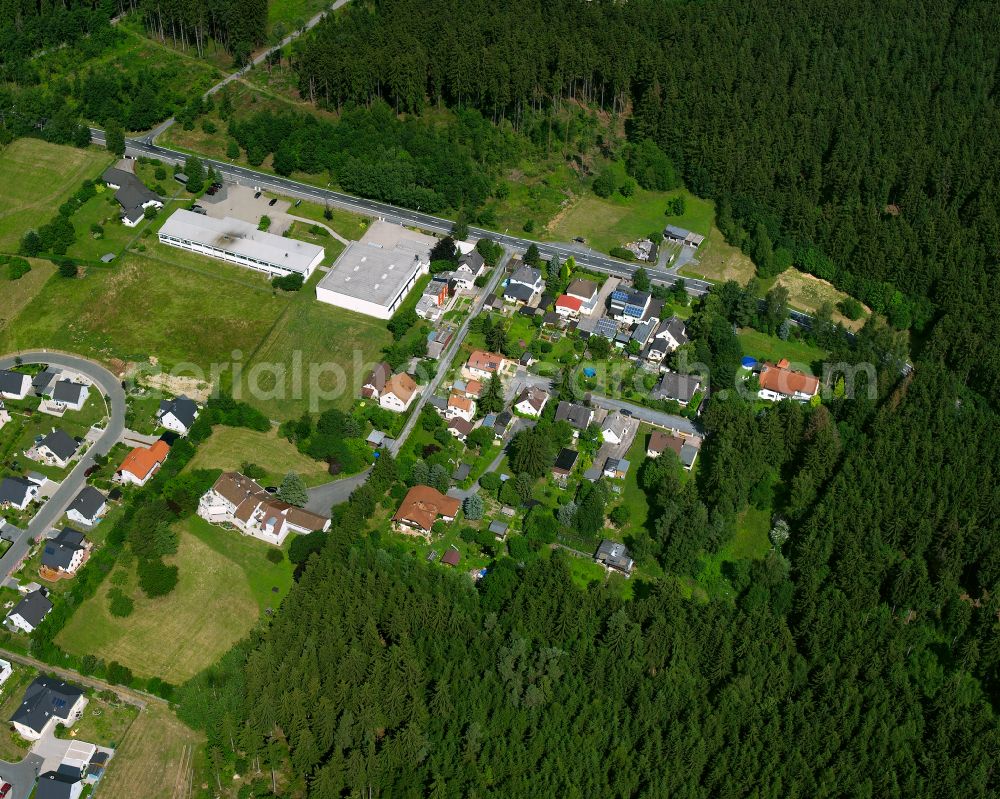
(136, 0, 268, 61)
(292, 0, 1000, 405)
(178, 363, 1000, 797)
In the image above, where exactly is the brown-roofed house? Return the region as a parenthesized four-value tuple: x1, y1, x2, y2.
(513, 386, 549, 417)
(463, 350, 511, 381)
(447, 417, 474, 441)
(117, 440, 170, 487)
(757, 363, 820, 402)
(199, 472, 330, 546)
(446, 392, 475, 421)
(379, 372, 418, 412)
(646, 430, 701, 469)
(361, 362, 391, 400)
(392, 485, 461, 537)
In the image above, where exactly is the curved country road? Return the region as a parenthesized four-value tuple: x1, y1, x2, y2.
(0, 352, 126, 583)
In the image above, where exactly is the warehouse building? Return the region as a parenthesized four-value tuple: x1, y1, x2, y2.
(315, 220, 436, 319)
(158, 209, 324, 279)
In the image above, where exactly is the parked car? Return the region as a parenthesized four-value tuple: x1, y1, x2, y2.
(293, 199, 302, 207)
(1, 782, 12, 797)
(254, 191, 262, 199)
(268, 197, 278, 206)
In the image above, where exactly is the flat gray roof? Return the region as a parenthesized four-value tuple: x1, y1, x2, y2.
(317, 220, 436, 308)
(158, 209, 323, 274)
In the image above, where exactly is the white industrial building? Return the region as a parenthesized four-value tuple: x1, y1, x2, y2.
(315, 220, 436, 319)
(158, 209, 325, 279)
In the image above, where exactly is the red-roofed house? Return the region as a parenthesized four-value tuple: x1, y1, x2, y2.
(555, 294, 583, 318)
(392, 485, 461, 538)
(757, 362, 820, 402)
(116, 440, 170, 486)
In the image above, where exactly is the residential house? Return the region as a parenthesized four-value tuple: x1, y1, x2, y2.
(601, 411, 631, 445)
(646, 317, 689, 363)
(392, 485, 461, 537)
(463, 350, 512, 382)
(652, 371, 703, 405)
(504, 265, 544, 305)
(36, 769, 84, 799)
(380, 372, 418, 412)
(0, 659, 10, 689)
(9, 676, 86, 740)
(443, 271, 474, 292)
(594, 317, 619, 340)
(51, 380, 89, 412)
(0, 476, 39, 510)
(6, 589, 53, 634)
(156, 396, 199, 435)
(757, 360, 820, 402)
(441, 547, 461, 567)
(489, 520, 509, 540)
(32, 370, 58, 397)
(456, 250, 485, 278)
(566, 278, 600, 314)
(552, 448, 579, 481)
(416, 293, 444, 322)
(103, 166, 163, 227)
(424, 276, 450, 307)
(555, 294, 583, 319)
(554, 401, 593, 435)
(514, 386, 549, 417)
(451, 463, 472, 482)
(452, 379, 482, 400)
(609, 288, 651, 324)
(595, 539, 634, 576)
(361, 362, 392, 400)
(198, 472, 330, 546)
(447, 417, 474, 442)
(426, 330, 454, 360)
(116, 440, 170, 486)
(0, 369, 30, 400)
(36, 430, 79, 468)
(602, 457, 630, 479)
(41, 528, 88, 576)
(446, 392, 476, 422)
(663, 224, 705, 249)
(492, 411, 514, 440)
(630, 318, 658, 353)
(647, 430, 701, 469)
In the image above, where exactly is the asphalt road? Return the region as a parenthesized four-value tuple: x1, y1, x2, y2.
(304, 468, 369, 515)
(89, 128, 711, 299)
(0, 353, 126, 583)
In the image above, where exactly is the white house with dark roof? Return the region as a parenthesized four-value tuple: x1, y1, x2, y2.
(35, 429, 79, 468)
(566, 278, 600, 314)
(652, 371, 703, 406)
(456, 250, 485, 278)
(51, 380, 89, 412)
(103, 166, 163, 227)
(9, 675, 85, 739)
(646, 317, 689, 363)
(554, 401, 593, 435)
(0, 476, 40, 510)
(514, 386, 549, 417)
(601, 411, 631, 445)
(156, 396, 199, 435)
(66, 486, 107, 527)
(504, 265, 544, 305)
(41, 528, 88, 576)
(0, 369, 30, 400)
(595, 539, 634, 576)
(6, 589, 52, 634)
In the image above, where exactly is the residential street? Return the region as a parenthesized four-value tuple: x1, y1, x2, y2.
(0, 352, 126, 583)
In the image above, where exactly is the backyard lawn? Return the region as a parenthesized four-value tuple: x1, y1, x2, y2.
(0, 139, 113, 253)
(56, 692, 139, 748)
(98, 703, 204, 799)
(0, 664, 35, 761)
(738, 328, 829, 373)
(185, 425, 332, 487)
(56, 516, 294, 684)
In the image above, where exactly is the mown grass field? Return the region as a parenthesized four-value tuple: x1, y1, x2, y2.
(241, 271, 393, 420)
(0, 258, 57, 333)
(0, 139, 113, 252)
(547, 187, 714, 254)
(186, 425, 331, 486)
(680, 225, 757, 286)
(98, 703, 205, 799)
(56, 515, 293, 683)
(0, 247, 285, 372)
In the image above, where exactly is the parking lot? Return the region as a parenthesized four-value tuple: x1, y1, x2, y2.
(199, 184, 292, 234)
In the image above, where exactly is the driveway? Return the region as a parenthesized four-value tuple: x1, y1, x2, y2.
(0, 352, 126, 582)
(0, 751, 43, 799)
(304, 468, 370, 515)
